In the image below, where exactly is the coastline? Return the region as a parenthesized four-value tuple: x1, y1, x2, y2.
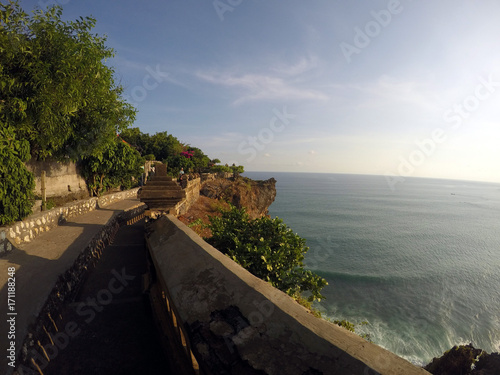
(180, 173, 500, 372)
(243, 172, 500, 369)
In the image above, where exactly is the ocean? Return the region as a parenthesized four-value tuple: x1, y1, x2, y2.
(244, 171, 500, 366)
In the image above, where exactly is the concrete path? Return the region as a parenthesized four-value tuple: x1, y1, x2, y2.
(0, 198, 144, 374)
(42, 220, 170, 374)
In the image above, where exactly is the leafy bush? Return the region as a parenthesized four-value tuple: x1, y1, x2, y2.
(79, 137, 144, 196)
(205, 205, 327, 302)
(209, 164, 245, 175)
(1, 2, 135, 161)
(210, 165, 231, 173)
(0, 127, 35, 225)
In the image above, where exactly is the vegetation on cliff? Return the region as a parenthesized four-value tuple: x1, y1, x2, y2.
(182, 178, 366, 333)
(205, 204, 328, 303)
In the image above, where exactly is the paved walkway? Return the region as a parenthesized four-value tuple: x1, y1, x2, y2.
(0, 198, 145, 374)
(43, 220, 170, 374)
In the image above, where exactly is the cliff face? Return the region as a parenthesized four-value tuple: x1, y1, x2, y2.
(200, 177, 276, 219)
(178, 177, 277, 237)
(424, 344, 500, 375)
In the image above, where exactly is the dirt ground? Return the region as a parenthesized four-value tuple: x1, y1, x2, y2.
(177, 196, 230, 238)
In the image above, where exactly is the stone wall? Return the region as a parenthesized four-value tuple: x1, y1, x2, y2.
(174, 178, 201, 216)
(146, 215, 430, 375)
(25, 159, 88, 198)
(0, 188, 140, 256)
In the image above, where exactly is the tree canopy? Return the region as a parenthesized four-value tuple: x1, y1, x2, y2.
(0, 126, 34, 225)
(79, 136, 144, 197)
(1, 1, 135, 222)
(0, 1, 135, 161)
(120, 127, 231, 177)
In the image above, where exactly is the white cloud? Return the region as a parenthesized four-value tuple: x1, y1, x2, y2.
(330, 75, 441, 112)
(272, 56, 319, 76)
(188, 132, 246, 148)
(196, 64, 328, 105)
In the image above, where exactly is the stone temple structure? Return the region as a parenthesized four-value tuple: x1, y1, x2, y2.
(139, 164, 186, 212)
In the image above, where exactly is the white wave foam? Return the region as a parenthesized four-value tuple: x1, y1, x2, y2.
(493, 339, 500, 353)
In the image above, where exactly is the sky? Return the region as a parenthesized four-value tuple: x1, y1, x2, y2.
(18, 0, 500, 183)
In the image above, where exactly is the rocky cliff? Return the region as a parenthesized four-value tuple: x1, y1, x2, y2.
(178, 176, 276, 236)
(424, 344, 500, 375)
(200, 177, 276, 219)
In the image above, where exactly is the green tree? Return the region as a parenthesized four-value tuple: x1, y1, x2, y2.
(188, 147, 211, 172)
(1, 2, 137, 222)
(148, 131, 183, 161)
(230, 163, 244, 177)
(119, 127, 149, 155)
(1, 3, 34, 224)
(0, 127, 35, 225)
(209, 163, 244, 175)
(205, 205, 327, 302)
(1, 2, 135, 161)
(120, 128, 221, 176)
(79, 137, 144, 196)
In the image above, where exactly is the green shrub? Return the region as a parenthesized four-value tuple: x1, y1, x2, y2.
(0, 127, 35, 225)
(205, 205, 327, 302)
(79, 137, 144, 196)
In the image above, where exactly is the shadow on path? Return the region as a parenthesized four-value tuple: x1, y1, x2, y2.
(42, 220, 171, 374)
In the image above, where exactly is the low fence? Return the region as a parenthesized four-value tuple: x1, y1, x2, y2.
(0, 188, 140, 256)
(146, 215, 430, 375)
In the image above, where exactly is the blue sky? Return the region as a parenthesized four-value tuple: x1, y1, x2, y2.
(19, 0, 500, 183)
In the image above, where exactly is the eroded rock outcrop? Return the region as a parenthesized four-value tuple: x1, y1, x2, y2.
(200, 177, 276, 219)
(424, 344, 500, 375)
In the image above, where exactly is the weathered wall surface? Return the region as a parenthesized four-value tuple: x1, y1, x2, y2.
(25, 159, 88, 198)
(0, 188, 140, 255)
(146, 215, 430, 375)
(174, 178, 201, 216)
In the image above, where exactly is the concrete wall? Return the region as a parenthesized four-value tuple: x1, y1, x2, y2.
(0, 188, 140, 255)
(146, 215, 430, 375)
(25, 159, 88, 198)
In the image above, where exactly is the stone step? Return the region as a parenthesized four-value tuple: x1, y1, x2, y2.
(140, 190, 186, 199)
(143, 181, 180, 187)
(141, 186, 182, 192)
(147, 176, 173, 181)
(141, 199, 182, 209)
(141, 198, 181, 204)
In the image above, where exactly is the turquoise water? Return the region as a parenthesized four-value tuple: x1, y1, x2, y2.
(244, 172, 500, 365)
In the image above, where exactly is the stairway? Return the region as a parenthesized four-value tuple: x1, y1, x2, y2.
(139, 164, 186, 211)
